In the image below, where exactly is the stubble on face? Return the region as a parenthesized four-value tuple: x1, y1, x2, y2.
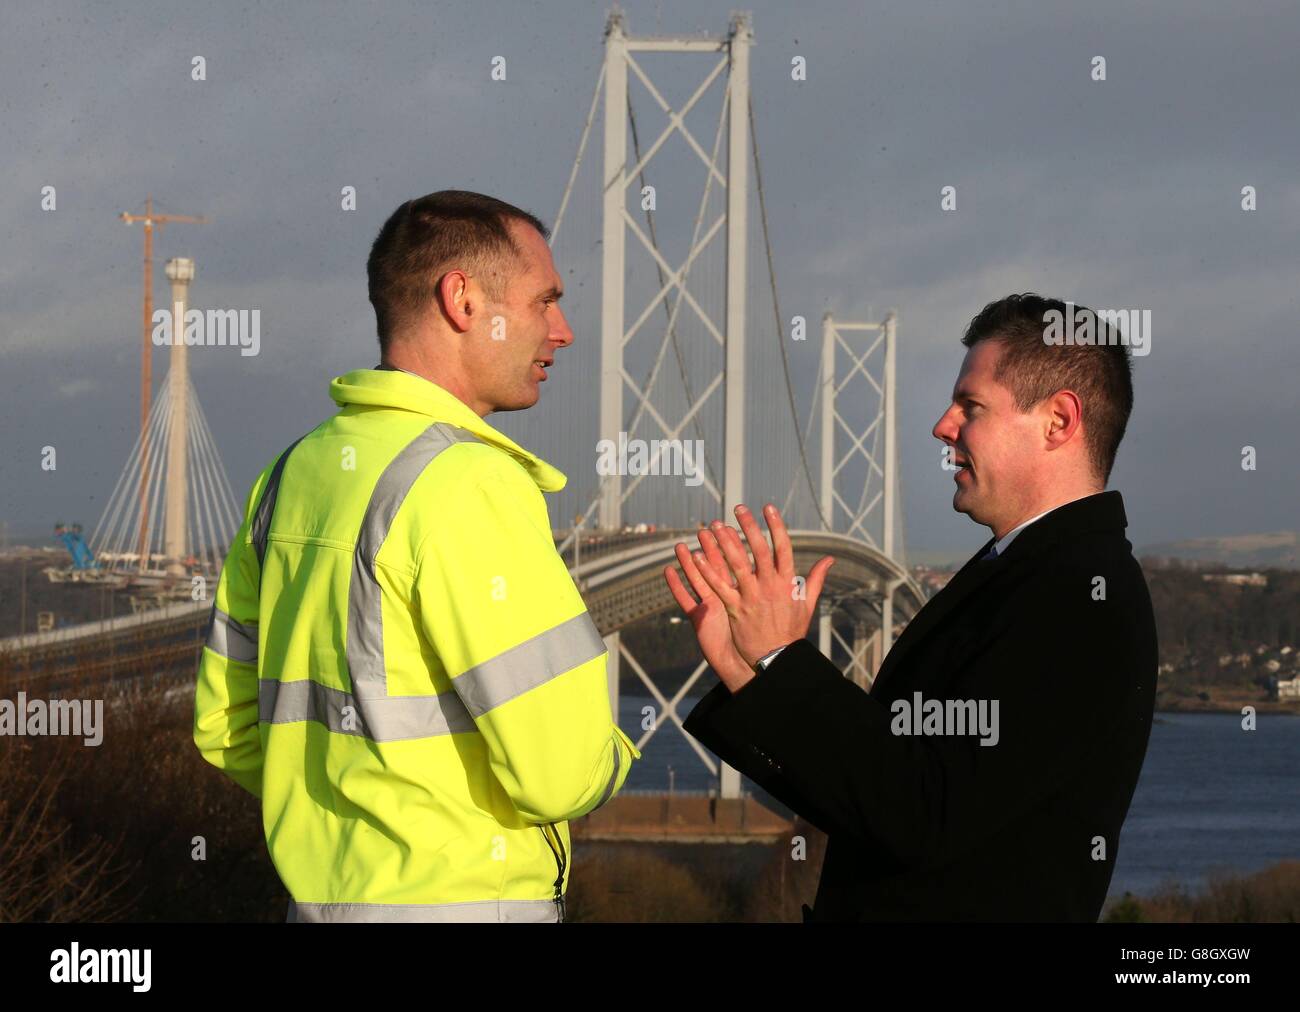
(480, 222, 567, 414)
(937, 340, 1041, 536)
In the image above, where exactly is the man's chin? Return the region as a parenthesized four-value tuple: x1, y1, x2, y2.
(952, 486, 979, 519)
(493, 385, 542, 413)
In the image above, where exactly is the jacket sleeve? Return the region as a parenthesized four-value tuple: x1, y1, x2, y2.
(684, 681, 844, 834)
(413, 455, 640, 824)
(688, 565, 1153, 870)
(192, 465, 273, 799)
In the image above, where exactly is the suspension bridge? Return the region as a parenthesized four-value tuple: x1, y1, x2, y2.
(1, 11, 927, 827)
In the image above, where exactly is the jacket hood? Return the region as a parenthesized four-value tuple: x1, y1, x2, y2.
(329, 368, 568, 492)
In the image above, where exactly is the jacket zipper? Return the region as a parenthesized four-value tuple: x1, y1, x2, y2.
(539, 823, 567, 922)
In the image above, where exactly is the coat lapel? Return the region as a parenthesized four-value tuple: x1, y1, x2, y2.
(869, 542, 999, 698)
(868, 491, 1128, 699)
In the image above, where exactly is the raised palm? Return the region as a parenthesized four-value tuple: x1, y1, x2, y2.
(664, 541, 751, 688)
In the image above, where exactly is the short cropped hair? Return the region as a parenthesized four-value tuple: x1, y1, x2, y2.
(367, 190, 549, 353)
(961, 293, 1134, 484)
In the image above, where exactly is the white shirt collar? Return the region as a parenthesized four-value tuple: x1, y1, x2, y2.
(993, 506, 1057, 556)
(987, 492, 1109, 558)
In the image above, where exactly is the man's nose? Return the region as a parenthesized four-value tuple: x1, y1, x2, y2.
(932, 406, 958, 443)
(551, 306, 575, 348)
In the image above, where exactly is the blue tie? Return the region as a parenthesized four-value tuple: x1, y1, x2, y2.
(980, 544, 999, 562)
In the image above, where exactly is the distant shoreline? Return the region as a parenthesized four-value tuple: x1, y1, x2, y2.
(1154, 696, 1298, 716)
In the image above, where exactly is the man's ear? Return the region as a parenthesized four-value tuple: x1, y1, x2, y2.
(438, 269, 475, 333)
(1044, 389, 1083, 449)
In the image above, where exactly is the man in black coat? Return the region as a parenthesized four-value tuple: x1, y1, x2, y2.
(664, 294, 1157, 922)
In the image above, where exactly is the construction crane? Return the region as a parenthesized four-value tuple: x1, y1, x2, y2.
(119, 196, 208, 571)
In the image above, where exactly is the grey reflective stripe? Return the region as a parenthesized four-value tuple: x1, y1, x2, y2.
(206, 605, 258, 664)
(453, 612, 607, 718)
(259, 678, 476, 741)
(258, 423, 484, 742)
(256, 421, 599, 744)
(347, 422, 480, 697)
(286, 898, 560, 923)
(251, 434, 308, 571)
(592, 734, 623, 811)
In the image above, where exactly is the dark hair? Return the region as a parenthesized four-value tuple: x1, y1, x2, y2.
(961, 293, 1135, 484)
(367, 190, 549, 352)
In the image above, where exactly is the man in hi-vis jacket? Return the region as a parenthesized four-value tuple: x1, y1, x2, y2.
(195, 191, 639, 923)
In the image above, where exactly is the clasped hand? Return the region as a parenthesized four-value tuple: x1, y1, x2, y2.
(662, 503, 835, 693)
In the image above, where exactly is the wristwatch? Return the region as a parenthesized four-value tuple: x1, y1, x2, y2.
(753, 644, 789, 673)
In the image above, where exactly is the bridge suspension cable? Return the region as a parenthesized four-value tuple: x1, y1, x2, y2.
(748, 94, 830, 532)
(89, 369, 240, 581)
(549, 59, 605, 249)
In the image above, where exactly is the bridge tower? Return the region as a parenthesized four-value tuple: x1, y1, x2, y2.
(597, 10, 753, 799)
(85, 254, 243, 592)
(818, 311, 906, 685)
(163, 257, 195, 576)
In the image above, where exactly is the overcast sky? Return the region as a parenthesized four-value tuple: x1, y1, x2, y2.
(3, 0, 1297, 559)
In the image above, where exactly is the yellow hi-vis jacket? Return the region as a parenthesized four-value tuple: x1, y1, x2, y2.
(193, 366, 640, 922)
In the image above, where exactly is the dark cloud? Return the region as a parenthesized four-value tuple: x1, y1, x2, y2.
(3, 0, 1296, 555)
